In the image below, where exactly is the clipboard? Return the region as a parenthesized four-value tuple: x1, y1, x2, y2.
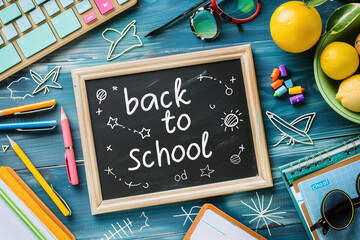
(184, 204, 266, 240)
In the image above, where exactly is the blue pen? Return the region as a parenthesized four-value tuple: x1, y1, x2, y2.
(0, 120, 57, 131)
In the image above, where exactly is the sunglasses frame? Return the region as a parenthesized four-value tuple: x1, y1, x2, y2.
(211, 0, 262, 24)
(310, 174, 360, 235)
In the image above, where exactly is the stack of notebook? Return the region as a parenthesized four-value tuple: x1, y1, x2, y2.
(0, 166, 75, 240)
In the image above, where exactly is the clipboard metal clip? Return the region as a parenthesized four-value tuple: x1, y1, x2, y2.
(14, 105, 56, 115)
(16, 126, 57, 132)
(50, 185, 72, 216)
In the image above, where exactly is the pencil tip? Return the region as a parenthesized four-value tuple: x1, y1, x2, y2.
(61, 106, 64, 113)
(6, 135, 14, 146)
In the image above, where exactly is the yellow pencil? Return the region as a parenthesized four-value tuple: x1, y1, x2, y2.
(7, 135, 71, 216)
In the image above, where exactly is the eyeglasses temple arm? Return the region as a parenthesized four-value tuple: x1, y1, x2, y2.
(145, 0, 210, 37)
(310, 221, 322, 232)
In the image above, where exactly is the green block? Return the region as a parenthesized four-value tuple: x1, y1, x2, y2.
(0, 44, 21, 73)
(51, 9, 81, 39)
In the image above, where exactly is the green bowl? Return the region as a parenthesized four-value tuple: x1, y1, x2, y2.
(314, 12, 360, 123)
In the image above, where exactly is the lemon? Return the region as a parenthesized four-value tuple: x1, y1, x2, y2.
(270, 1, 322, 53)
(320, 42, 359, 80)
(336, 75, 360, 112)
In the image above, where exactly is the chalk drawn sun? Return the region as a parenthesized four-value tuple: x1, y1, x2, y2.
(221, 110, 243, 132)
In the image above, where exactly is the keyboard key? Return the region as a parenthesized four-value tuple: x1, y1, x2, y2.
(2, 23, 18, 41)
(44, 0, 60, 16)
(0, 0, 4, 8)
(83, 12, 96, 24)
(29, 7, 46, 25)
(0, 35, 4, 46)
(59, 0, 73, 8)
(16, 23, 57, 58)
(6, 0, 14, 2)
(94, 0, 114, 15)
(51, 9, 81, 38)
(75, 0, 92, 14)
(0, 4, 22, 25)
(16, 15, 32, 33)
(116, 0, 129, 5)
(0, 44, 21, 73)
(34, 0, 47, 5)
(18, 0, 35, 13)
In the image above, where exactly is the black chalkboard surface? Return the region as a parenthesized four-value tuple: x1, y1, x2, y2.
(73, 45, 272, 214)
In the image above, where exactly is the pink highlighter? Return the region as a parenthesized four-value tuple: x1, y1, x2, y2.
(61, 106, 79, 185)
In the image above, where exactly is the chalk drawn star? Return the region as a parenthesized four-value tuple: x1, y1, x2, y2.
(31, 66, 62, 95)
(138, 128, 151, 139)
(200, 165, 215, 178)
(173, 206, 201, 226)
(96, 108, 102, 115)
(104, 167, 115, 176)
(106, 145, 113, 151)
(107, 116, 120, 129)
(112, 86, 118, 91)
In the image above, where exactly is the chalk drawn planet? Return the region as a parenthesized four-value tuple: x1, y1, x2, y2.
(221, 110, 243, 131)
(96, 89, 107, 104)
(230, 154, 241, 164)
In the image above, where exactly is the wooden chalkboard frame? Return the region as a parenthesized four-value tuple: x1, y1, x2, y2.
(72, 45, 272, 215)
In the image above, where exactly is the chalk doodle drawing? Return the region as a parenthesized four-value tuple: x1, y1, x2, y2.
(96, 89, 107, 104)
(106, 145, 113, 152)
(173, 206, 201, 226)
(107, 116, 151, 139)
(139, 212, 149, 231)
(102, 218, 134, 240)
(125, 181, 149, 189)
(230, 144, 245, 164)
(7, 77, 34, 100)
(104, 167, 115, 176)
(200, 165, 215, 178)
(198, 74, 234, 96)
(31, 66, 62, 95)
(241, 192, 286, 236)
(96, 108, 103, 115)
(101, 212, 150, 240)
(2, 145, 9, 152)
(112, 86, 118, 91)
(221, 110, 243, 132)
(266, 111, 316, 147)
(209, 104, 215, 110)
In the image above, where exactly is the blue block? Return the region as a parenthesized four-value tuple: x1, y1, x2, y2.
(16, 23, 57, 58)
(117, 0, 129, 5)
(75, 0, 92, 14)
(2, 23, 18, 41)
(284, 79, 294, 89)
(0, 44, 21, 73)
(51, 9, 81, 39)
(18, 0, 35, 13)
(29, 7, 46, 25)
(0, 4, 22, 25)
(44, 0, 60, 16)
(59, 0, 74, 8)
(16, 15, 32, 33)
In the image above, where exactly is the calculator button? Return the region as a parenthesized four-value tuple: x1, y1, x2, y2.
(44, 0, 60, 16)
(16, 23, 57, 58)
(116, 0, 129, 5)
(94, 0, 114, 15)
(17, 0, 35, 13)
(34, 0, 47, 5)
(51, 9, 81, 39)
(0, 4, 22, 25)
(29, 7, 46, 25)
(0, 44, 21, 73)
(2, 23, 18, 41)
(83, 12, 96, 24)
(16, 15, 32, 33)
(58, 0, 74, 8)
(75, 0, 92, 14)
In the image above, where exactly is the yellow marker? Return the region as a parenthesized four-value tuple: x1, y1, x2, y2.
(289, 86, 305, 95)
(7, 135, 71, 216)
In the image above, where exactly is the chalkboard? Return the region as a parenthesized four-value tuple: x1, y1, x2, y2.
(73, 45, 272, 214)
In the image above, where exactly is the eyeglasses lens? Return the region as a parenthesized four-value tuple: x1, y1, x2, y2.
(323, 191, 353, 229)
(215, 0, 258, 20)
(192, 10, 218, 39)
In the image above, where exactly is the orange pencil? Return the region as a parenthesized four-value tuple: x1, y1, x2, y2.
(0, 99, 56, 116)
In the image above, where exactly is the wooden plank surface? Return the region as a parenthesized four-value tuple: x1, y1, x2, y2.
(0, 0, 359, 239)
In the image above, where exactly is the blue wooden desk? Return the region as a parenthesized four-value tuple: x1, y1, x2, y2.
(1, 0, 359, 239)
